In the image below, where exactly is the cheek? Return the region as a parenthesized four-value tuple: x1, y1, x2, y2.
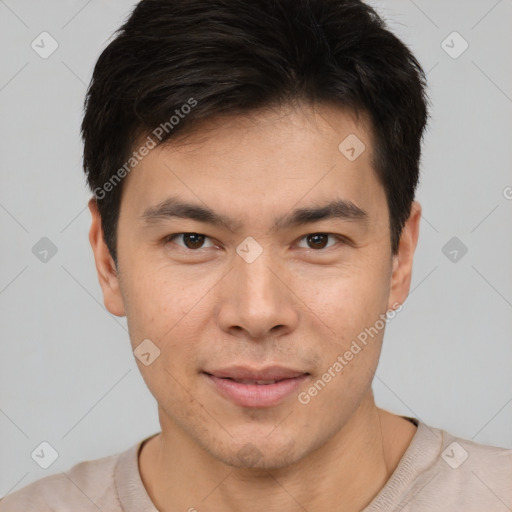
(124, 286, 204, 410)
(305, 264, 388, 328)
(122, 264, 206, 343)
(121, 267, 216, 389)
(298, 258, 391, 368)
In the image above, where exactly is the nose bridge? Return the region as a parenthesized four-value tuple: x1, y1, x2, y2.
(234, 237, 280, 308)
(239, 247, 279, 303)
(216, 236, 298, 338)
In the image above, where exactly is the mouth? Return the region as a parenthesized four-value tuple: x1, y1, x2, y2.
(202, 369, 310, 408)
(212, 377, 289, 385)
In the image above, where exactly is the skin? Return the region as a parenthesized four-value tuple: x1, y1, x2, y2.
(89, 102, 421, 512)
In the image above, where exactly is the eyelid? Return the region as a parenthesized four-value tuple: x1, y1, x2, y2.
(164, 233, 218, 249)
(295, 233, 347, 250)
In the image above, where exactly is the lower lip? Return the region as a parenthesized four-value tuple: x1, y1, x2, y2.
(204, 373, 309, 408)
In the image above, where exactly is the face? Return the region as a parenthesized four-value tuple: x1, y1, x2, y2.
(89, 102, 420, 470)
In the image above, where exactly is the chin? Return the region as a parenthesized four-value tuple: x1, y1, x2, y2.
(208, 432, 304, 470)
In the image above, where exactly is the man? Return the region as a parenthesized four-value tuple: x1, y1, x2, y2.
(2, 0, 510, 510)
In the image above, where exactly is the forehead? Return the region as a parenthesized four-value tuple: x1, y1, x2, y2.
(120, 103, 385, 227)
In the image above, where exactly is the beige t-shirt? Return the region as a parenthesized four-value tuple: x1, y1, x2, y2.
(1, 417, 511, 511)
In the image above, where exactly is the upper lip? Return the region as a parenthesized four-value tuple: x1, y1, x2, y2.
(204, 365, 308, 381)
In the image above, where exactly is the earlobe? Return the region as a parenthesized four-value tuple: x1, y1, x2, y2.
(387, 201, 422, 311)
(88, 198, 126, 317)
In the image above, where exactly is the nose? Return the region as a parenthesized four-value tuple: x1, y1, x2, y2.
(215, 243, 299, 341)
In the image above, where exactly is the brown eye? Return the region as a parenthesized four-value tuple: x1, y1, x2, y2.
(306, 233, 329, 249)
(183, 233, 205, 249)
(166, 233, 214, 250)
(297, 233, 340, 250)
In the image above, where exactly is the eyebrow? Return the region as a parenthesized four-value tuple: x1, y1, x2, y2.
(140, 195, 369, 233)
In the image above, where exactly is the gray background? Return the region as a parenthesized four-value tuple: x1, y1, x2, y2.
(1, 0, 511, 497)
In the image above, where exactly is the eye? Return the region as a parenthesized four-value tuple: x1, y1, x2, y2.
(296, 233, 345, 250)
(163, 232, 348, 253)
(164, 233, 216, 250)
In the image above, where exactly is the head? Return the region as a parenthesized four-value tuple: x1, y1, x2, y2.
(85, 0, 428, 469)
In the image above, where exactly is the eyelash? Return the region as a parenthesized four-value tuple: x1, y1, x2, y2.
(163, 232, 349, 252)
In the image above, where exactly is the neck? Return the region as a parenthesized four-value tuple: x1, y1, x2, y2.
(139, 390, 417, 512)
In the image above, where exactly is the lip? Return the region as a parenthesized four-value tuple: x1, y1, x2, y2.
(205, 365, 307, 381)
(203, 366, 310, 408)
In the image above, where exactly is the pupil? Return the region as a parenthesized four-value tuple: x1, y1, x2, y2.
(185, 233, 204, 249)
(308, 234, 327, 249)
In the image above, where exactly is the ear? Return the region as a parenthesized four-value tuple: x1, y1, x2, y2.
(88, 197, 126, 317)
(387, 200, 422, 310)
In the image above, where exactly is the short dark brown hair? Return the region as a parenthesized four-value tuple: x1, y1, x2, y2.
(81, 0, 429, 264)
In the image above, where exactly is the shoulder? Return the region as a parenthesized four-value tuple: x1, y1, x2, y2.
(435, 427, 512, 486)
(404, 423, 512, 510)
(366, 419, 512, 512)
(0, 447, 129, 512)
